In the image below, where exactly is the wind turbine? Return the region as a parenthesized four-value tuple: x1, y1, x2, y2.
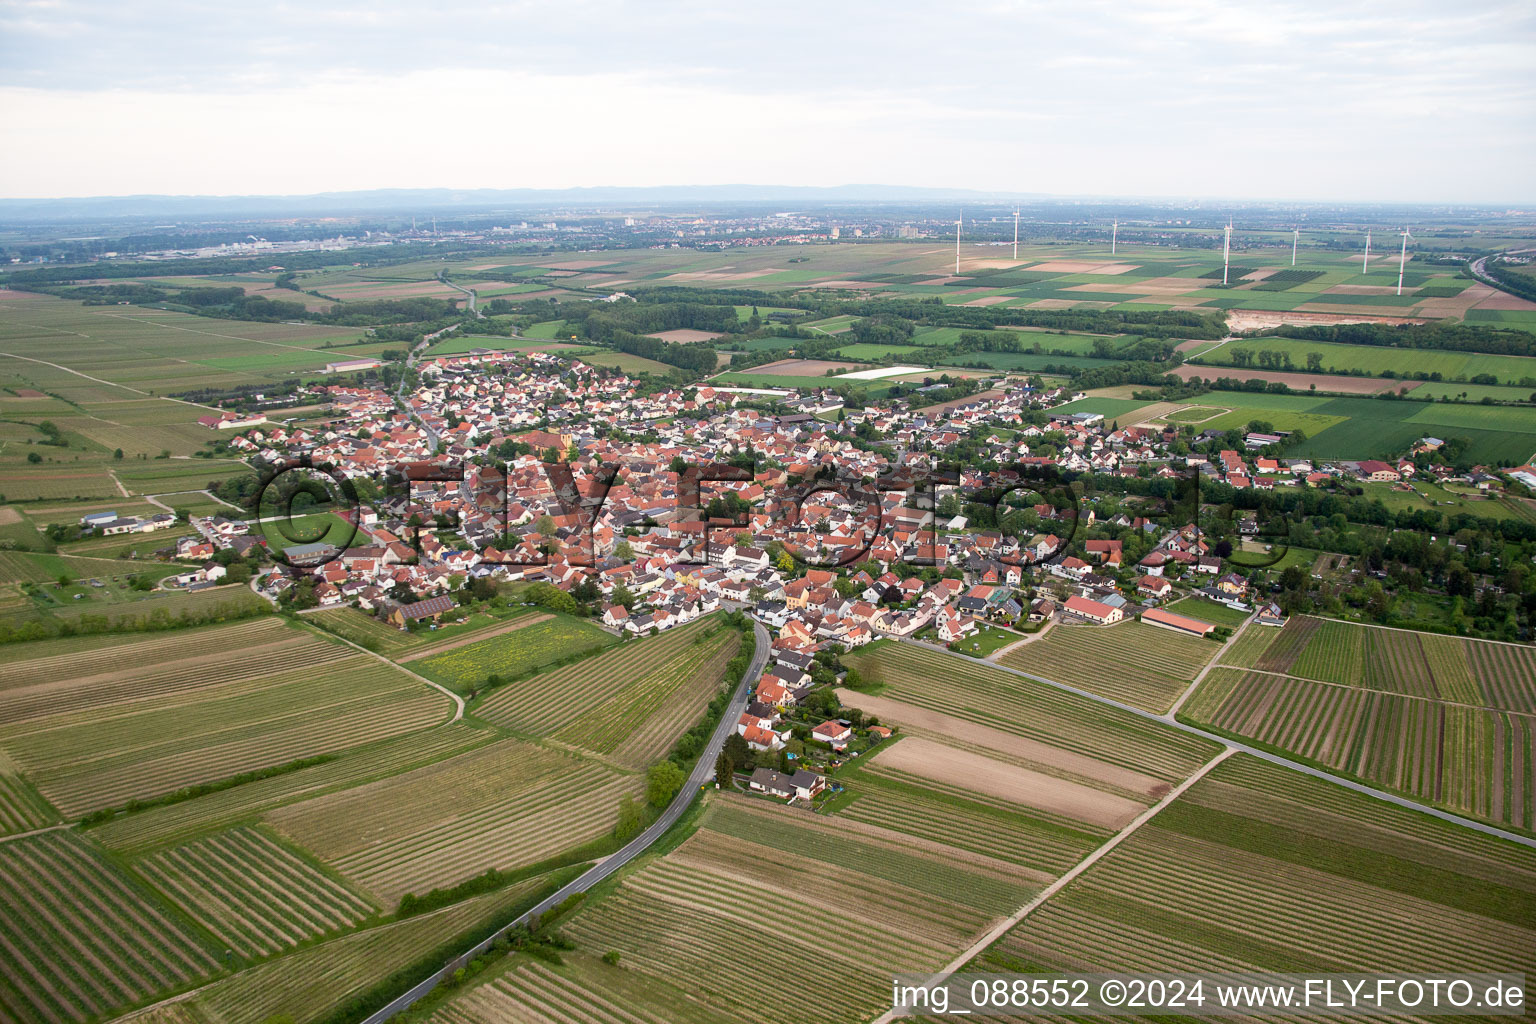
(1291, 226, 1299, 267)
(1362, 228, 1371, 274)
(955, 210, 963, 275)
(1111, 218, 1118, 256)
(1012, 207, 1020, 261)
(1222, 219, 1232, 285)
(1396, 228, 1413, 295)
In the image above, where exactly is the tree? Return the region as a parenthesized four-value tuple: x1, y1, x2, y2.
(714, 749, 734, 788)
(535, 515, 557, 539)
(646, 760, 686, 807)
(613, 796, 645, 841)
(113, 448, 124, 460)
(613, 539, 634, 561)
(723, 732, 750, 768)
(611, 584, 637, 609)
(26, 451, 41, 464)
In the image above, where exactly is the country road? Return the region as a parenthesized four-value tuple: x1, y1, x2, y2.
(359, 618, 770, 1024)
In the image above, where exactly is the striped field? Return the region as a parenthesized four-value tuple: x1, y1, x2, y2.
(0, 831, 217, 1024)
(997, 620, 1220, 713)
(136, 826, 377, 958)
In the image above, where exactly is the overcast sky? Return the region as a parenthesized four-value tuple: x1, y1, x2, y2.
(1, 0, 1533, 203)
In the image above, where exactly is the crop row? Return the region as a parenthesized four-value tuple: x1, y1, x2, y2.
(476, 617, 720, 734)
(137, 826, 376, 959)
(0, 831, 217, 1024)
(188, 881, 546, 1024)
(564, 825, 976, 1024)
(552, 629, 736, 765)
(844, 643, 1220, 782)
(1192, 669, 1536, 830)
(0, 617, 289, 689)
(439, 958, 713, 1024)
(999, 620, 1215, 712)
(0, 632, 351, 731)
(12, 659, 449, 816)
(268, 739, 634, 903)
(91, 721, 494, 855)
(1248, 615, 1536, 713)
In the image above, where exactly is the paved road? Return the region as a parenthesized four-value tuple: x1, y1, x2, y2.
(1468, 248, 1536, 298)
(359, 619, 769, 1024)
(899, 636, 1536, 851)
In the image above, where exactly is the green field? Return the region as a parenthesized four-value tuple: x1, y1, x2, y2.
(1191, 337, 1536, 386)
(1165, 596, 1250, 628)
(411, 612, 614, 694)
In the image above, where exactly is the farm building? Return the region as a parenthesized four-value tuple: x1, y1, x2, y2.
(325, 357, 382, 373)
(1141, 607, 1216, 638)
(1062, 595, 1123, 625)
(1355, 460, 1401, 482)
(386, 593, 456, 627)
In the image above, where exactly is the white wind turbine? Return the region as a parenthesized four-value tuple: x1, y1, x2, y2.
(1362, 228, 1372, 274)
(1012, 207, 1020, 261)
(955, 210, 963, 275)
(1111, 218, 1118, 256)
(1222, 219, 1232, 285)
(1396, 227, 1414, 295)
(1291, 226, 1299, 267)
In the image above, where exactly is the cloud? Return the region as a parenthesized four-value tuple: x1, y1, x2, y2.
(0, 0, 1532, 201)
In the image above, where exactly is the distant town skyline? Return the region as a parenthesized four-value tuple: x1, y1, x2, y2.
(1, 0, 1533, 203)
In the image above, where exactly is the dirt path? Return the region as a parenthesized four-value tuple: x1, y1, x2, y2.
(294, 620, 464, 722)
(397, 613, 552, 663)
(871, 747, 1237, 1024)
(1166, 610, 1254, 718)
(987, 619, 1054, 661)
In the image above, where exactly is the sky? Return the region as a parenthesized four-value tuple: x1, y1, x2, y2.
(1, 0, 1533, 204)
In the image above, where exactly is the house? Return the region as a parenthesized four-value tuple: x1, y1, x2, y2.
(811, 720, 853, 750)
(1062, 594, 1123, 625)
(1028, 597, 1056, 622)
(1141, 606, 1216, 638)
(1256, 602, 1288, 626)
(741, 725, 786, 752)
(1216, 573, 1247, 596)
(1356, 459, 1401, 483)
(1137, 575, 1172, 599)
(748, 767, 824, 800)
(386, 593, 457, 627)
(936, 608, 977, 643)
(602, 604, 629, 628)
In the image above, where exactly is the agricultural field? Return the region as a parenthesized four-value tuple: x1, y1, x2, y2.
(969, 754, 1536, 1006)
(166, 875, 560, 1024)
(411, 612, 613, 694)
(0, 830, 219, 1024)
(89, 721, 497, 856)
(308, 603, 539, 657)
(1184, 668, 1536, 831)
(475, 616, 727, 735)
(1043, 396, 1155, 420)
(1166, 596, 1250, 628)
(1234, 615, 1535, 710)
(842, 642, 1221, 783)
(267, 737, 636, 904)
(552, 798, 1035, 1024)
(1189, 336, 1536, 386)
(549, 625, 738, 768)
(996, 619, 1221, 713)
(1184, 616, 1536, 831)
(135, 825, 377, 958)
(0, 617, 453, 816)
